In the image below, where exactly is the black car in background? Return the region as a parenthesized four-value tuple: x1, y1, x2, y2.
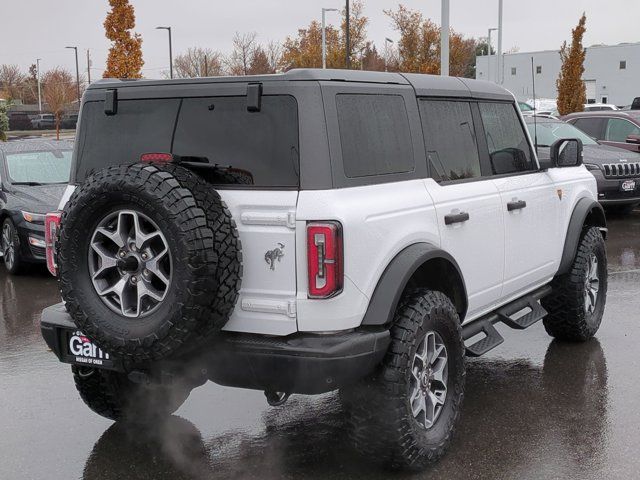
(525, 116, 640, 213)
(0, 139, 73, 274)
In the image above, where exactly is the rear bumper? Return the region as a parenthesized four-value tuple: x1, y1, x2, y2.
(40, 303, 390, 395)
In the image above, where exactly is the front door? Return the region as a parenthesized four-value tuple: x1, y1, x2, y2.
(476, 101, 559, 298)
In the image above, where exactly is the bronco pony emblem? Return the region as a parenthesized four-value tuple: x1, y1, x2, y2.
(265, 243, 285, 271)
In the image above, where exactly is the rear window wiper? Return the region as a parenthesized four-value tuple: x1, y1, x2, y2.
(12, 181, 44, 186)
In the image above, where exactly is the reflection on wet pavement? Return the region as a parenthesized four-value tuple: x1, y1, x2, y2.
(0, 212, 639, 479)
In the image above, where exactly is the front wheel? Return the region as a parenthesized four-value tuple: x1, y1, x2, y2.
(344, 289, 465, 470)
(542, 227, 607, 341)
(72, 366, 192, 422)
(2, 218, 23, 275)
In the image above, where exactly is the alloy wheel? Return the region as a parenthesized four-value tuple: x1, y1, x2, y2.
(410, 330, 449, 429)
(88, 210, 172, 318)
(584, 253, 600, 315)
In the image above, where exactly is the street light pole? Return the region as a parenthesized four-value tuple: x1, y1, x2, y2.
(36, 58, 42, 112)
(497, 0, 503, 84)
(322, 8, 338, 69)
(66, 46, 81, 104)
(487, 28, 497, 82)
(86, 49, 91, 84)
(384, 37, 394, 72)
(440, 0, 450, 76)
(156, 26, 173, 79)
(345, 0, 350, 69)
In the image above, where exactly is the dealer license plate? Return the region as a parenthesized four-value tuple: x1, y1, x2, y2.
(66, 330, 114, 368)
(621, 179, 636, 192)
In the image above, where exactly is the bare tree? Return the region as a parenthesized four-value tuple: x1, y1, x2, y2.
(266, 40, 283, 73)
(174, 47, 224, 78)
(227, 32, 257, 75)
(41, 68, 76, 140)
(0, 65, 26, 100)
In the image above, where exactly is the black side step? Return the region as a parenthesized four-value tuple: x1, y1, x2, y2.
(462, 285, 552, 357)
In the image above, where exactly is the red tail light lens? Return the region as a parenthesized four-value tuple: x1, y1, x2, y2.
(140, 152, 173, 163)
(307, 221, 343, 299)
(45, 212, 62, 276)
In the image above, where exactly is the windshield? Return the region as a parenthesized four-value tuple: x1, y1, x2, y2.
(526, 122, 597, 147)
(5, 150, 72, 184)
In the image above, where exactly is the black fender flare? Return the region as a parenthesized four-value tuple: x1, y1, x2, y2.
(557, 197, 607, 275)
(361, 243, 467, 326)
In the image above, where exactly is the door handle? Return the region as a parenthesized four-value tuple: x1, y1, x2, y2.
(507, 200, 527, 211)
(444, 211, 470, 225)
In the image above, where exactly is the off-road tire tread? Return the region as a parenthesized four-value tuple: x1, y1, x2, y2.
(72, 366, 188, 422)
(542, 227, 607, 341)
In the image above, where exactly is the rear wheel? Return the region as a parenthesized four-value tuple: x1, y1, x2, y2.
(72, 366, 191, 422)
(344, 289, 465, 470)
(2, 218, 23, 275)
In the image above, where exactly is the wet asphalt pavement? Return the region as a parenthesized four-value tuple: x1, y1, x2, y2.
(1, 213, 639, 480)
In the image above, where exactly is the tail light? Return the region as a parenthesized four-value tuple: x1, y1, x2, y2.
(307, 221, 343, 298)
(140, 152, 173, 163)
(45, 212, 62, 276)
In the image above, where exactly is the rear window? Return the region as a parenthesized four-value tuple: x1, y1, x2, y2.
(74, 99, 180, 181)
(336, 94, 413, 178)
(172, 96, 299, 187)
(74, 95, 299, 188)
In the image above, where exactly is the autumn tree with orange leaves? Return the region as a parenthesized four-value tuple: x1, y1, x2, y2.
(103, 0, 144, 78)
(385, 4, 476, 76)
(556, 13, 587, 116)
(281, 0, 369, 70)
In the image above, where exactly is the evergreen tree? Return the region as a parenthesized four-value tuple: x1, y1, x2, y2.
(557, 14, 587, 116)
(103, 0, 144, 78)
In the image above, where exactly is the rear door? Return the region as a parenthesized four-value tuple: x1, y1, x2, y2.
(171, 90, 301, 336)
(419, 98, 505, 320)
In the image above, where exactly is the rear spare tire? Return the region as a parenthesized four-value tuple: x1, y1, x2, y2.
(59, 163, 241, 363)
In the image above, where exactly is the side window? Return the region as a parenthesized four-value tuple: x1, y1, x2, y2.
(336, 94, 414, 178)
(479, 102, 534, 175)
(419, 99, 481, 181)
(572, 118, 604, 139)
(605, 118, 640, 142)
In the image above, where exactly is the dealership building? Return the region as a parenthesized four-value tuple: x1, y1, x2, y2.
(475, 42, 640, 106)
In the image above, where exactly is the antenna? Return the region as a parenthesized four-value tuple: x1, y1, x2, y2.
(531, 57, 538, 155)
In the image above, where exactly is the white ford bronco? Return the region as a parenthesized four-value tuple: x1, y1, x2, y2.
(41, 69, 607, 470)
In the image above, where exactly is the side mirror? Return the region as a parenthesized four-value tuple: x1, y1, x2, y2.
(550, 138, 583, 168)
(626, 134, 640, 145)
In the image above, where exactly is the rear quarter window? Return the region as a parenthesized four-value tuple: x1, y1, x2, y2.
(336, 94, 414, 178)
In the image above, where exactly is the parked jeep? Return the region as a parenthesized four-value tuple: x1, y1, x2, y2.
(40, 70, 607, 470)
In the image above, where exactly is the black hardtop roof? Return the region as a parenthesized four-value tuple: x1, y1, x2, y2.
(87, 68, 513, 101)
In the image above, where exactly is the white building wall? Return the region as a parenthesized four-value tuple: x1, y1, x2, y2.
(476, 43, 640, 106)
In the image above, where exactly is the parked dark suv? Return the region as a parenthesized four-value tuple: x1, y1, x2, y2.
(526, 116, 640, 213)
(563, 111, 640, 154)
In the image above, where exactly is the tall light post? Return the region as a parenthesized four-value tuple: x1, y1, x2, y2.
(345, 0, 350, 68)
(384, 37, 394, 72)
(86, 49, 91, 84)
(440, 0, 449, 76)
(36, 58, 42, 112)
(497, 0, 503, 84)
(65, 46, 81, 104)
(487, 28, 497, 82)
(156, 26, 173, 79)
(322, 8, 338, 69)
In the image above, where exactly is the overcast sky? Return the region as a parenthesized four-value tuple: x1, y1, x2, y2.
(1, 0, 638, 79)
